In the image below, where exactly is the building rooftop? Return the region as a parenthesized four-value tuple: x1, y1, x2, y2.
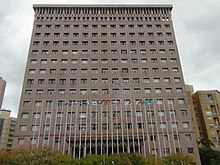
(33, 4, 173, 8)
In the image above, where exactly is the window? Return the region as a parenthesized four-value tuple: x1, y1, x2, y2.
(155, 88, 162, 93)
(150, 135, 156, 141)
(161, 135, 168, 141)
(131, 59, 137, 63)
(137, 123, 144, 129)
(36, 90, 43, 95)
(113, 123, 121, 129)
(169, 110, 176, 116)
(176, 88, 183, 93)
(169, 49, 175, 54)
(138, 33, 144, 37)
(35, 33, 41, 37)
(91, 89, 98, 95)
(171, 122, 178, 128)
(164, 78, 171, 83)
(45, 112, 51, 118)
(162, 68, 169, 72)
(19, 125, 27, 131)
(165, 88, 172, 93)
(143, 88, 151, 94)
(102, 89, 109, 94)
(51, 59, 57, 64)
(112, 68, 118, 74)
(158, 41, 164, 45)
(121, 59, 128, 63)
(168, 41, 174, 45)
(21, 113, 29, 119)
(112, 78, 119, 84)
(130, 49, 137, 54)
(72, 50, 78, 55)
(187, 147, 194, 153)
(18, 138, 24, 145)
(180, 110, 187, 116)
(70, 79, 77, 84)
(122, 68, 128, 73)
(101, 68, 108, 74)
(61, 59, 68, 64)
(70, 89, 76, 95)
(153, 78, 160, 83)
(170, 58, 177, 63)
(79, 124, 86, 130)
(162, 148, 170, 155)
(59, 79, 66, 84)
(132, 68, 138, 73)
(141, 59, 147, 63)
(161, 58, 167, 63)
(174, 77, 181, 83)
(23, 101, 31, 107)
(101, 59, 108, 64)
(35, 101, 42, 107)
(29, 69, 35, 74)
(143, 78, 150, 84)
(80, 79, 87, 84)
(172, 68, 179, 72)
(142, 68, 148, 73)
(182, 122, 190, 128)
(30, 59, 37, 64)
(185, 134, 192, 141)
(158, 110, 165, 116)
(122, 78, 129, 83)
(81, 59, 88, 64)
(152, 68, 159, 72)
(91, 69, 98, 74)
(102, 78, 108, 84)
(133, 88, 141, 94)
(31, 125, 39, 131)
(123, 88, 130, 94)
(121, 50, 127, 54)
(39, 69, 46, 74)
(178, 98, 185, 104)
(159, 49, 166, 54)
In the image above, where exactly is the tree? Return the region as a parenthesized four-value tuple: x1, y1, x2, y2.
(162, 153, 194, 165)
(199, 148, 220, 165)
(197, 138, 215, 149)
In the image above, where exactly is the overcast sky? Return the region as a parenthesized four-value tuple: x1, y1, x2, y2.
(0, 0, 219, 117)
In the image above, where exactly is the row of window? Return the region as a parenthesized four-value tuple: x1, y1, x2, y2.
(28, 68, 179, 77)
(31, 48, 175, 55)
(35, 31, 172, 38)
(30, 57, 177, 65)
(28, 68, 179, 76)
(35, 24, 171, 30)
(36, 15, 170, 22)
(17, 137, 194, 154)
(27, 77, 181, 85)
(25, 87, 183, 96)
(18, 135, 195, 154)
(21, 109, 188, 120)
(33, 40, 175, 47)
(22, 98, 186, 107)
(19, 121, 190, 133)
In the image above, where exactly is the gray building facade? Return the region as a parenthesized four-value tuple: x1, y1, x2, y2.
(13, 4, 200, 163)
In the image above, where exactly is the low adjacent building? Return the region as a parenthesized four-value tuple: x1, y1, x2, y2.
(0, 109, 16, 150)
(192, 90, 220, 150)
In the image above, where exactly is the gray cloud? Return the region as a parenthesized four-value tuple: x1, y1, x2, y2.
(0, 0, 219, 117)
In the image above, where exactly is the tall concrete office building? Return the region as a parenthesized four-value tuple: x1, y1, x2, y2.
(13, 4, 200, 163)
(0, 77, 6, 110)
